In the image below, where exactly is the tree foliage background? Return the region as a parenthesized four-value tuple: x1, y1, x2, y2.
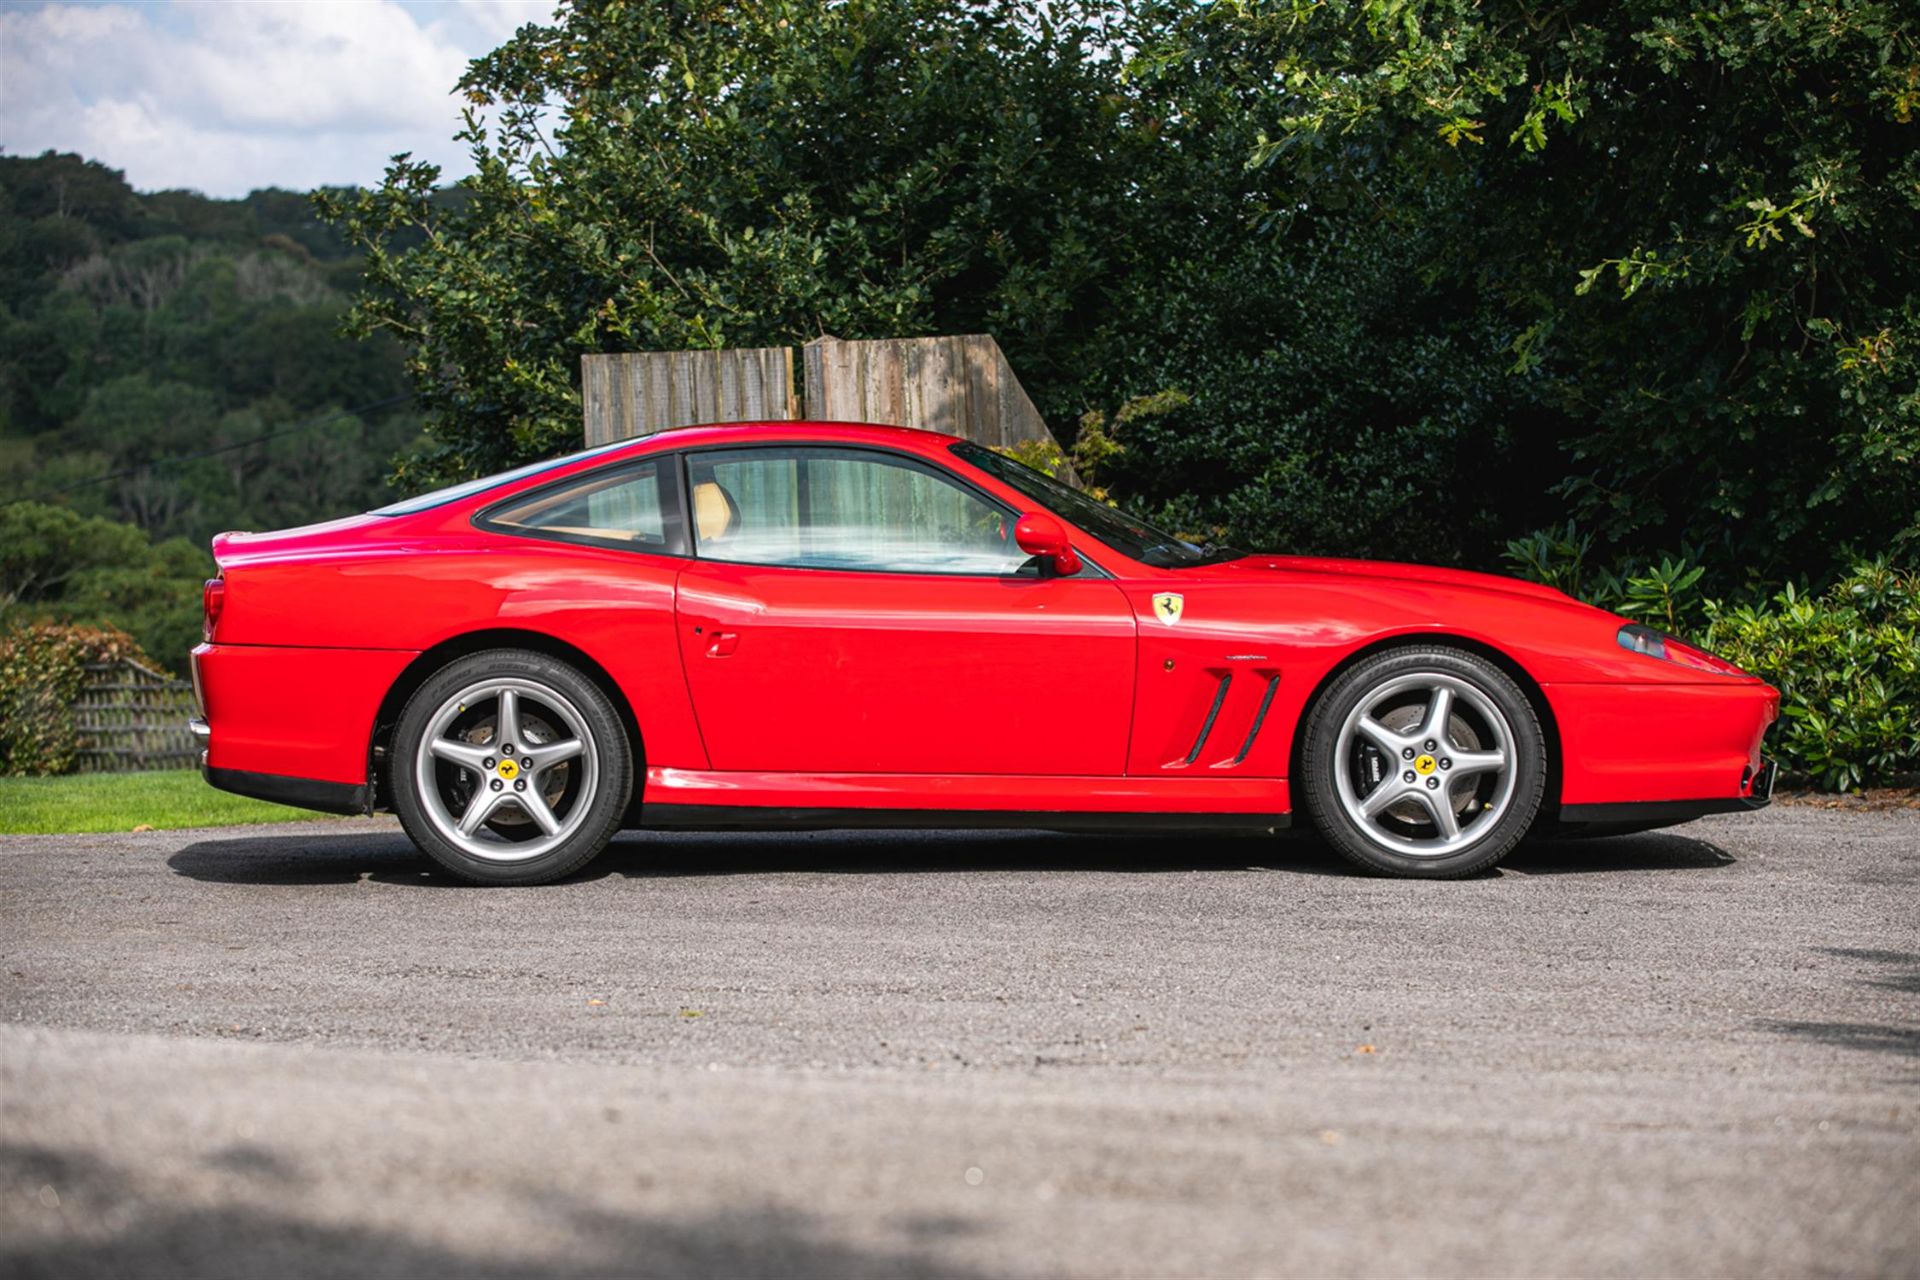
(323, 0, 1919, 595)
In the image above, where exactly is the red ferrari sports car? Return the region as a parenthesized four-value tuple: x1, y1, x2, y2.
(192, 420, 1777, 883)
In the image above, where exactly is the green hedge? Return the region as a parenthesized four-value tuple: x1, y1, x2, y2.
(1701, 565, 1920, 792)
(0, 622, 153, 777)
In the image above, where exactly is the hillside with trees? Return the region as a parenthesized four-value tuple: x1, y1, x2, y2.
(0, 152, 425, 669)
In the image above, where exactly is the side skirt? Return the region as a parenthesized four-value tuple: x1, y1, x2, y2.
(641, 804, 1288, 834)
(635, 766, 1291, 833)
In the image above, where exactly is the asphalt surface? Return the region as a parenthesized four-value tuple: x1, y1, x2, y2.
(0, 810, 1915, 1278)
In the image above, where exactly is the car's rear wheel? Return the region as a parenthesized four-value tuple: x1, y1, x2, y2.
(1300, 646, 1545, 878)
(391, 650, 632, 885)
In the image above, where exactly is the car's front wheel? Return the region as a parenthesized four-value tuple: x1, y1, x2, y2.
(1300, 646, 1545, 878)
(391, 650, 632, 885)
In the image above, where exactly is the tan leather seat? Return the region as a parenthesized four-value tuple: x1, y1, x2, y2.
(539, 526, 639, 542)
(693, 480, 739, 542)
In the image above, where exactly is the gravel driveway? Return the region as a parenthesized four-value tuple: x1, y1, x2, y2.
(1, 810, 1915, 1277)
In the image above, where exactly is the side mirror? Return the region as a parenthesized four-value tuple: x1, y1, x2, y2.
(1014, 511, 1082, 577)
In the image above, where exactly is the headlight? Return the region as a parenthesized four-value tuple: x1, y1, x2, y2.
(1616, 624, 1747, 676)
(1617, 623, 1666, 659)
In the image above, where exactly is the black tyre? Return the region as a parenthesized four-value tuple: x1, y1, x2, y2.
(1300, 646, 1545, 878)
(391, 649, 632, 885)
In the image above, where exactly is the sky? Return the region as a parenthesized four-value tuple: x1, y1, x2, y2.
(0, 0, 555, 197)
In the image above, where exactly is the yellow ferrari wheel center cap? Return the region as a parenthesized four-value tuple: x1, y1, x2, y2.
(497, 759, 519, 781)
(1414, 754, 1437, 776)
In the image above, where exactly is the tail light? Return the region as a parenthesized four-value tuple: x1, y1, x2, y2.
(203, 577, 225, 641)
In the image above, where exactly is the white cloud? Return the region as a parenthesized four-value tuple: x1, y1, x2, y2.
(0, 0, 556, 196)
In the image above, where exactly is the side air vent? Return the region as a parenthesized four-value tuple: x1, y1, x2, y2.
(1183, 674, 1232, 765)
(1231, 674, 1282, 764)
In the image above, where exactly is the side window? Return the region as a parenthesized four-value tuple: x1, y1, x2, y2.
(482, 459, 684, 554)
(687, 447, 1027, 575)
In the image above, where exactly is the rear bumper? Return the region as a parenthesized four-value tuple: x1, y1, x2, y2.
(192, 641, 415, 792)
(203, 763, 372, 816)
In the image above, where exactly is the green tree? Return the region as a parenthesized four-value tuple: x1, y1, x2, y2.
(322, 0, 1915, 585)
(62, 534, 207, 671)
(0, 501, 147, 609)
(0, 498, 206, 671)
(1154, 0, 1920, 585)
(0, 502, 206, 674)
(319, 0, 1147, 487)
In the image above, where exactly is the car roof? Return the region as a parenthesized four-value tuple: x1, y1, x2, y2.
(611, 419, 970, 458)
(372, 421, 989, 524)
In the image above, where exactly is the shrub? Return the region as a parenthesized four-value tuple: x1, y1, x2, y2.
(1702, 565, 1920, 793)
(0, 622, 152, 776)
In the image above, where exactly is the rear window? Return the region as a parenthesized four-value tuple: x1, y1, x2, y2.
(371, 440, 631, 516)
(478, 459, 685, 555)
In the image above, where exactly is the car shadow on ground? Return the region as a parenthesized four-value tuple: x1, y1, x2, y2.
(165, 825, 1736, 887)
(0, 1140, 990, 1280)
(1502, 832, 1737, 875)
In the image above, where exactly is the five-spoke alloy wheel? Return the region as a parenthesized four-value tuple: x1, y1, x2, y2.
(392, 650, 631, 885)
(1301, 646, 1545, 877)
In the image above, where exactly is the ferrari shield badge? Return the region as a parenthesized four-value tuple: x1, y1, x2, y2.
(1152, 592, 1184, 625)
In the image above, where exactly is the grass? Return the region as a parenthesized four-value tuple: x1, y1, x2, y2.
(0, 769, 337, 835)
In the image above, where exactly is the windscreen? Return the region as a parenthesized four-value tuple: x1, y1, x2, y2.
(949, 441, 1241, 568)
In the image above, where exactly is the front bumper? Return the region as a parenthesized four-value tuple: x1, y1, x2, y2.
(1546, 676, 1779, 812)
(1559, 757, 1774, 826)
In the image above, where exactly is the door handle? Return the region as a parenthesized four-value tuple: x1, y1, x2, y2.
(705, 630, 740, 657)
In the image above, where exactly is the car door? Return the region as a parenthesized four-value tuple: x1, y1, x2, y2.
(673, 444, 1137, 776)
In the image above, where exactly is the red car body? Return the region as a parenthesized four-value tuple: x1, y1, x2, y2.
(194, 421, 1777, 838)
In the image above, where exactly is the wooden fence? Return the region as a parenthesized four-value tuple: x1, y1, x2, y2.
(802, 334, 1063, 458)
(582, 346, 797, 446)
(71, 659, 197, 773)
(580, 335, 1073, 480)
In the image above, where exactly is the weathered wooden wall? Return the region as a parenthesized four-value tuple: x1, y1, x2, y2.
(581, 335, 1075, 482)
(582, 346, 797, 445)
(801, 334, 1059, 454)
